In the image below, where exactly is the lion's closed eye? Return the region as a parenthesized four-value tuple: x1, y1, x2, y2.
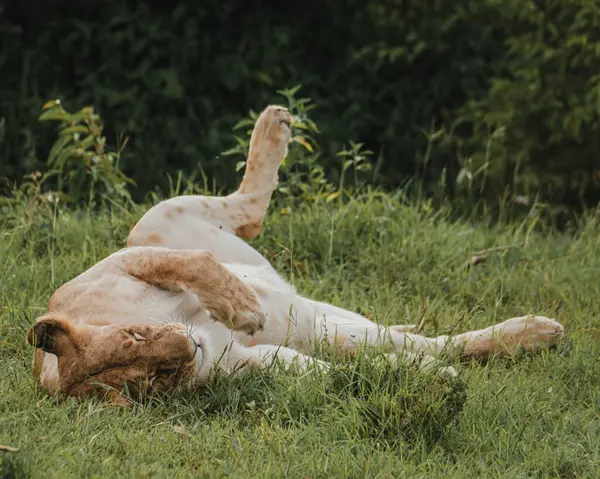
(131, 331, 147, 341)
(121, 329, 148, 342)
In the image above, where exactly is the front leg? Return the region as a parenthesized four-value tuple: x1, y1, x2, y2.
(219, 343, 328, 375)
(120, 247, 265, 334)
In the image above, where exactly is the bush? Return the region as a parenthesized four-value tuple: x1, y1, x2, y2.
(1, 0, 599, 210)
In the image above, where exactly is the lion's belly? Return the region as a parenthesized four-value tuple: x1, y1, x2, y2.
(225, 263, 316, 350)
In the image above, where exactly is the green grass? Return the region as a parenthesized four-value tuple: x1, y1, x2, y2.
(1, 192, 599, 478)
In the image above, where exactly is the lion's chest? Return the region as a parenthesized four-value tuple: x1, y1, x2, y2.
(49, 273, 207, 327)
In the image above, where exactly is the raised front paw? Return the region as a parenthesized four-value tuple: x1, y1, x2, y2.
(263, 105, 292, 147)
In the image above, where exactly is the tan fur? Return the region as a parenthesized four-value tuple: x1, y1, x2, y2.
(145, 233, 164, 245)
(28, 315, 198, 399)
(26, 105, 565, 405)
(121, 249, 265, 333)
(235, 222, 263, 239)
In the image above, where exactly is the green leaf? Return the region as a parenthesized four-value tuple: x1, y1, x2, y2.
(158, 69, 183, 100)
(47, 136, 72, 167)
(292, 136, 314, 152)
(42, 99, 62, 111)
(59, 126, 90, 137)
(232, 118, 256, 130)
(326, 191, 341, 203)
(221, 147, 244, 157)
(39, 108, 70, 123)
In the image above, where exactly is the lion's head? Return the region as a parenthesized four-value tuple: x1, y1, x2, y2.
(26, 315, 201, 405)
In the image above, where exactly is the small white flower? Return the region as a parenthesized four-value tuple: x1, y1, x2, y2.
(45, 193, 59, 205)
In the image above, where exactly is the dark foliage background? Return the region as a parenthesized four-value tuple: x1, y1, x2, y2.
(1, 0, 600, 207)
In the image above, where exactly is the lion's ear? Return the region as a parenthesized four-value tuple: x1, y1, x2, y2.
(26, 315, 77, 356)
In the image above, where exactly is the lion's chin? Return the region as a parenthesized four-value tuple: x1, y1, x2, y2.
(64, 361, 197, 405)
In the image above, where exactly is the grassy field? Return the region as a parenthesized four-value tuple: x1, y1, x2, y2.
(1, 192, 599, 478)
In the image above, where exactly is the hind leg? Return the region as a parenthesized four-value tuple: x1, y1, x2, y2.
(309, 300, 564, 362)
(307, 299, 439, 354)
(304, 300, 454, 375)
(127, 106, 292, 265)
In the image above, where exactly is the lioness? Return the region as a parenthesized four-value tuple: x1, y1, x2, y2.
(27, 106, 565, 405)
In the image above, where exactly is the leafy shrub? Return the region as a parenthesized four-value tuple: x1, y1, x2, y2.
(445, 0, 600, 209)
(0, 101, 134, 248)
(1, 0, 599, 210)
(37, 99, 134, 207)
